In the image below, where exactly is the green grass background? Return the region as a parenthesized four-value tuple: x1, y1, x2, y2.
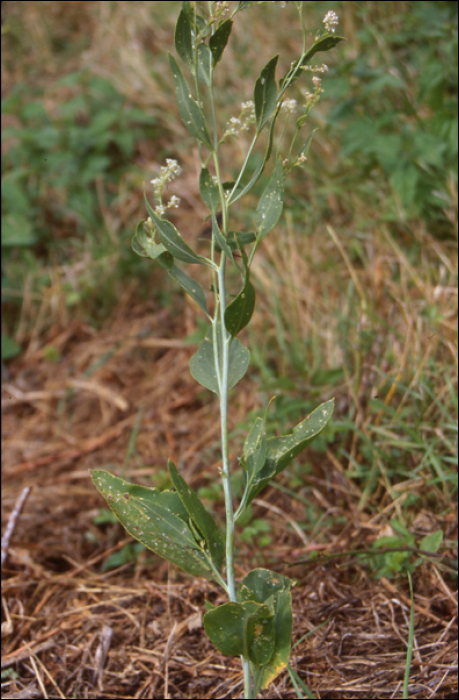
(2, 1, 457, 570)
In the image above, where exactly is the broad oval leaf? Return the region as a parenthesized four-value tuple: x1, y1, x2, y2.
(169, 53, 213, 149)
(237, 569, 293, 689)
(90, 469, 216, 580)
(189, 326, 250, 394)
(145, 195, 204, 265)
(254, 55, 279, 132)
(203, 600, 274, 665)
(256, 157, 284, 239)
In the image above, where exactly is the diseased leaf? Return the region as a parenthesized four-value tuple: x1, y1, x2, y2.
(167, 265, 208, 315)
(199, 167, 220, 213)
(254, 55, 279, 132)
(242, 399, 334, 506)
(256, 158, 284, 239)
(237, 569, 293, 690)
(189, 324, 250, 394)
(224, 266, 256, 337)
(145, 195, 205, 265)
(169, 53, 213, 149)
(168, 460, 224, 570)
(90, 470, 216, 580)
(203, 600, 274, 664)
(175, 7, 193, 68)
(197, 42, 213, 87)
(209, 19, 233, 65)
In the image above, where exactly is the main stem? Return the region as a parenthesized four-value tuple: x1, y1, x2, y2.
(215, 256, 254, 700)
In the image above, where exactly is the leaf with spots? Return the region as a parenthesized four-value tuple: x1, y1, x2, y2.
(240, 398, 334, 507)
(90, 470, 217, 580)
(169, 53, 213, 149)
(254, 54, 279, 132)
(167, 264, 208, 316)
(168, 460, 224, 571)
(189, 324, 250, 395)
(203, 599, 275, 665)
(256, 157, 284, 240)
(145, 196, 205, 266)
(237, 569, 293, 690)
(224, 261, 256, 338)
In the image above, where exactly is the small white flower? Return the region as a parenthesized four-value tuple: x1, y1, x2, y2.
(281, 98, 298, 114)
(312, 76, 322, 87)
(167, 195, 181, 209)
(154, 204, 166, 216)
(323, 10, 339, 34)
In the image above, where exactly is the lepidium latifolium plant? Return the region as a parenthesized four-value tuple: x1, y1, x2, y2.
(91, 3, 343, 698)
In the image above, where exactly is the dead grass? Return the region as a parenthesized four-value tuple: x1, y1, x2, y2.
(1, 1, 458, 698)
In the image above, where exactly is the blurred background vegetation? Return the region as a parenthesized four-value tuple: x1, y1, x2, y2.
(2, 1, 457, 533)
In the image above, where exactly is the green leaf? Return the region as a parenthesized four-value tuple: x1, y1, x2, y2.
(145, 195, 205, 265)
(132, 221, 174, 269)
(243, 399, 334, 506)
(419, 530, 443, 553)
(90, 470, 216, 580)
(2, 334, 21, 360)
(169, 53, 213, 149)
(254, 55, 279, 132)
(228, 160, 265, 204)
(203, 600, 274, 664)
(237, 569, 293, 690)
(212, 212, 235, 263)
(280, 35, 345, 88)
(227, 231, 257, 250)
(189, 325, 250, 394)
(168, 460, 224, 570)
(167, 265, 208, 315)
(224, 266, 256, 337)
(197, 42, 213, 87)
(199, 167, 220, 213)
(256, 157, 284, 239)
(297, 128, 318, 157)
(209, 19, 233, 65)
(175, 7, 193, 69)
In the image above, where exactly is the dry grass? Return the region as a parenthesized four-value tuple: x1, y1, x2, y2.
(1, 2, 457, 698)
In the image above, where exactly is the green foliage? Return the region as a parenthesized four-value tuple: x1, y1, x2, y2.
(90, 3, 340, 697)
(90, 466, 224, 581)
(2, 69, 159, 338)
(364, 523, 444, 579)
(325, 1, 457, 226)
(2, 71, 157, 252)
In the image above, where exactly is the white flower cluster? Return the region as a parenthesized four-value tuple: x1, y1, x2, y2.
(301, 63, 329, 74)
(323, 10, 339, 34)
(281, 98, 298, 115)
(223, 101, 256, 138)
(150, 159, 182, 215)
